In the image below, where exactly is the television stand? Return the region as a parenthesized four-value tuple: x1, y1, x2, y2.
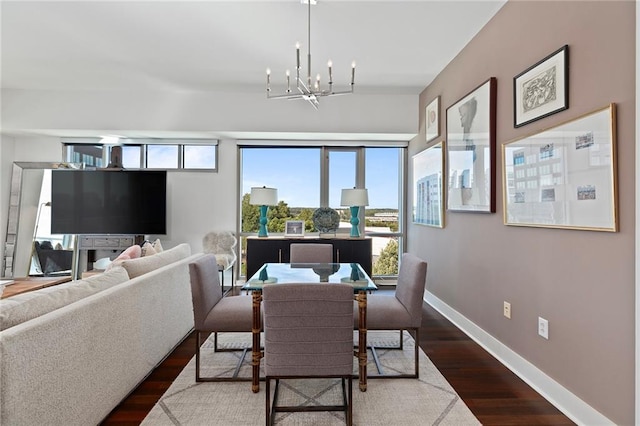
(76, 235, 143, 279)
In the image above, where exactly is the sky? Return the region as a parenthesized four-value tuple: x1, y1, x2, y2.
(242, 147, 399, 209)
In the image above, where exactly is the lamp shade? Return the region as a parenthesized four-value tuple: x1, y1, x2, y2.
(340, 188, 369, 207)
(250, 186, 278, 206)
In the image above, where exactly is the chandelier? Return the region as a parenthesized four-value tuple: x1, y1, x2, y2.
(266, 0, 355, 109)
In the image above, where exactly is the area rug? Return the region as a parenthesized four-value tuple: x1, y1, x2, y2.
(142, 331, 480, 425)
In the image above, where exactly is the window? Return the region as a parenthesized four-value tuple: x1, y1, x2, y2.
(147, 145, 179, 169)
(63, 138, 218, 171)
(184, 145, 217, 169)
(122, 145, 142, 169)
(66, 145, 104, 167)
(239, 144, 405, 279)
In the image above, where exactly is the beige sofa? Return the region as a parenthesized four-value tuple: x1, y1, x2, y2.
(0, 243, 201, 425)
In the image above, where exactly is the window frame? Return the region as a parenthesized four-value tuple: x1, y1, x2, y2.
(237, 143, 406, 280)
(62, 138, 219, 171)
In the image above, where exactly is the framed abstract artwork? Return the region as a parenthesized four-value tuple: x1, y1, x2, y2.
(446, 77, 497, 213)
(412, 142, 444, 228)
(425, 96, 440, 142)
(503, 104, 617, 231)
(514, 45, 569, 127)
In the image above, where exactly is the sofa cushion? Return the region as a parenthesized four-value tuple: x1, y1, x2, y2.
(0, 266, 129, 331)
(120, 243, 191, 279)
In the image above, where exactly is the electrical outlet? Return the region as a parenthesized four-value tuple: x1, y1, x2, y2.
(538, 317, 549, 339)
(503, 301, 511, 319)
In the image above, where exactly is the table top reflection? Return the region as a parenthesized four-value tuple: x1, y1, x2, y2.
(242, 262, 377, 292)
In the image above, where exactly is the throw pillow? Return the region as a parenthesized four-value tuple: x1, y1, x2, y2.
(152, 238, 164, 253)
(141, 241, 157, 257)
(106, 244, 142, 271)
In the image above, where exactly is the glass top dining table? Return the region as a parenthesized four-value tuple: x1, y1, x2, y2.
(242, 262, 377, 292)
(242, 262, 377, 393)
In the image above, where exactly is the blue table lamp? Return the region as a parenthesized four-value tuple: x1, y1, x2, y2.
(340, 188, 369, 238)
(250, 186, 278, 237)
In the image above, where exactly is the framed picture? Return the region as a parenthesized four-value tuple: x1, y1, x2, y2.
(446, 77, 497, 213)
(412, 142, 444, 228)
(514, 45, 569, 128)
(425, 96, 440, 142)
(284, 220, 305, 237)
(503, 104, 617, 231)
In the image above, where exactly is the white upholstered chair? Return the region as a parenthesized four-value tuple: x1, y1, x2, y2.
(202, 231, 237, 294)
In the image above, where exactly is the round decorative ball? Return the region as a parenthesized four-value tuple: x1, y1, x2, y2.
(312, 208, 340, 233)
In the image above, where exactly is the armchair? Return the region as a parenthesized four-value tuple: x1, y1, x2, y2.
(203, 231, 237, 294)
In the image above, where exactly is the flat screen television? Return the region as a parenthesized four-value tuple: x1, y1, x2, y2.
(51, 169, 167, 235)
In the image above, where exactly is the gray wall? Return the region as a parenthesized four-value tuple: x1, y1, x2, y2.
(411, 1, 635, 424)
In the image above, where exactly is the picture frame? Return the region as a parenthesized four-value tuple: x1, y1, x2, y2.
(446, 77, 497, 213)
(503, 104, 617, 231)
(284, 220, 305, 237)
(514, 45, 569, 128)
(412, 142, 445, 228)
(425, 96, 440, 142)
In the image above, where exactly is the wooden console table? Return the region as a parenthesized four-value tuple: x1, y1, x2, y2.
(246, 237, 373, 278)
(1, 276, 72, 299)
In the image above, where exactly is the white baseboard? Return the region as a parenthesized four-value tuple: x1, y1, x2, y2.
(425, 291, 614, 426)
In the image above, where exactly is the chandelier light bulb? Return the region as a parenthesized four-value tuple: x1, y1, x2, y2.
(351, 61, 356, 85)
(266, 68, 271, 92)
(286, 70, 291, 92)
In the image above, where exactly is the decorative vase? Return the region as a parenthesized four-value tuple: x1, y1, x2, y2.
(312, 208, 340, 235)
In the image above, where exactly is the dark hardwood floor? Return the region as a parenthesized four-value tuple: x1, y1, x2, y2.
(101, 301, 575, 425)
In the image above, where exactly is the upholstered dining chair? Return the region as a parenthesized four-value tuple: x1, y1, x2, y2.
(360, 253, 427, 379)
(203, 231, 237, 294)
(289, 243, 333, 263)
(188, 254, 253, 382)
(263, 283, 354, 426)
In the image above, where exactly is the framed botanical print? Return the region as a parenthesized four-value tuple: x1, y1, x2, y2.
(446, 77, 497, 213)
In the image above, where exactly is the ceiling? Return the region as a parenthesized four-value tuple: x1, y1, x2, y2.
(1, 0, 506, 139)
